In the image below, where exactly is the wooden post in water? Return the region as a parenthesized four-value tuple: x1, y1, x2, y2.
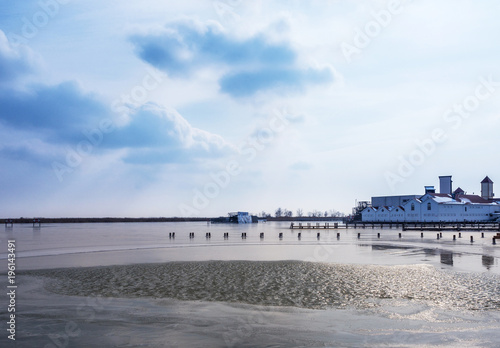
(298, 232, 301, 239)
(317, 232, 320, 240)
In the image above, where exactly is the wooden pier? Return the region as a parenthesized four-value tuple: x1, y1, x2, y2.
(290, 222, 343, 229)
(290, 221, 500, 232)
(401, 222, 500, 232)
(290, 222, 405, 230)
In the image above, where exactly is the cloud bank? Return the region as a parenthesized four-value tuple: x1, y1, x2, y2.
(130, 19, 334, 97)
(0, 27, 233, 167)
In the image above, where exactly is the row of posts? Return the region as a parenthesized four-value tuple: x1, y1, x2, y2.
(171, 231, 498, 244)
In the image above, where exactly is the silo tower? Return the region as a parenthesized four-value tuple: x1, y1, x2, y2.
(481, 176, 494, 200)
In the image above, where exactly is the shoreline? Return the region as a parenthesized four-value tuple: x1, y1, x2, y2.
(1, 217, 346, 224)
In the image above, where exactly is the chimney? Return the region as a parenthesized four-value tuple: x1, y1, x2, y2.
(481, 176, 494, 200)
(439, 175, 452, 194)
(425, 186, 435, 194)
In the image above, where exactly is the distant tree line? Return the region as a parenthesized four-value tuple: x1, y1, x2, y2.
(259, 208, 345, 218)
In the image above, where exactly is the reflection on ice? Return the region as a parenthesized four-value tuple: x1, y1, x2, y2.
(482, 255, 495, 270)
(440, 252, 453, 266)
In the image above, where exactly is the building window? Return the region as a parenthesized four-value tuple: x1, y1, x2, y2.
(465, 207, 467, 212)
(427, 203, 431, 211)
(411, 203, 415, 211)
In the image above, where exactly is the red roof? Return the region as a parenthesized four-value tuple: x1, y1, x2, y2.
(455, 194, 490, 204)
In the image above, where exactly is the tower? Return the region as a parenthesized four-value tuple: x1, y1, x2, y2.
(481, 176, 494, 200)
(439, 175, 452, 194)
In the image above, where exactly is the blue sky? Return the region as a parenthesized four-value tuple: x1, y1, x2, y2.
(1, 0, 500, 217)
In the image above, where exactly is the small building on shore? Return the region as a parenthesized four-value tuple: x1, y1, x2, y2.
(211, 212, 258, 223)
(361, 176, 500, 222)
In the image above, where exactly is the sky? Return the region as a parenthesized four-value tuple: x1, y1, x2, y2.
(1, 0, 500, 218)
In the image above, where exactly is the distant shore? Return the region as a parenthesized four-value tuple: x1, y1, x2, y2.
(1, 217, 345, 224)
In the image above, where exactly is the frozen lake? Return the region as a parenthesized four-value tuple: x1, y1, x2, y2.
(1, 221, 500, 347)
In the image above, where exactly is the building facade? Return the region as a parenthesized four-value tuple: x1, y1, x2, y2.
(361, 176, 500, 222)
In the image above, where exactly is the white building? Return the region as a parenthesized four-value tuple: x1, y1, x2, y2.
(229, 211, 253, 223)
(361, 176, 500, 222)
